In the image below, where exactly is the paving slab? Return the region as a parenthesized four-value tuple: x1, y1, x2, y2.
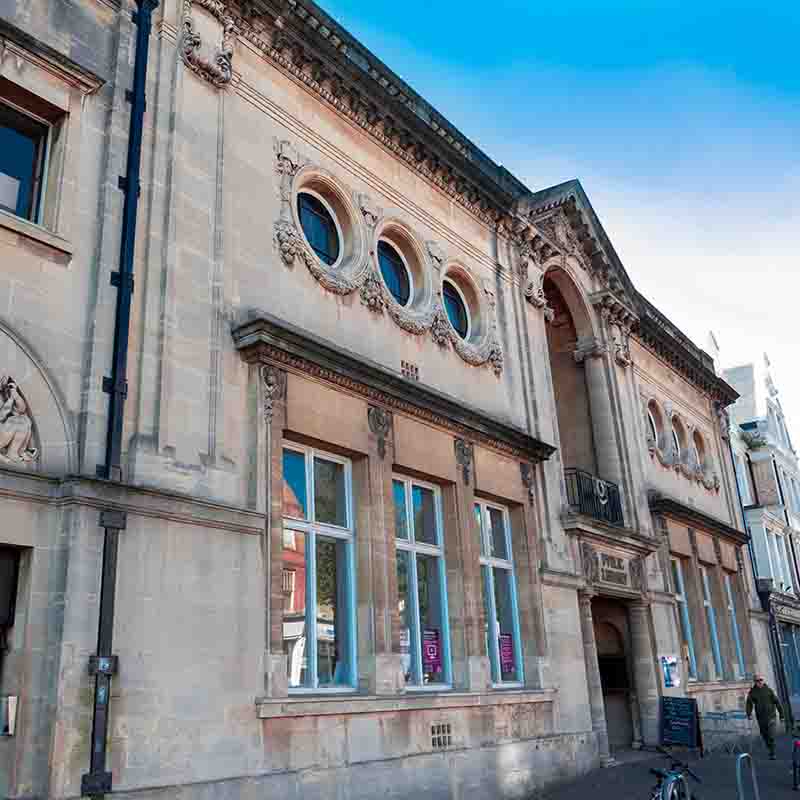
(536, 735, 800, 799)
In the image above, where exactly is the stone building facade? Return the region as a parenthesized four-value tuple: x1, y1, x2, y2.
(0, 0, 774, 798)
(725, 356, 800, 720)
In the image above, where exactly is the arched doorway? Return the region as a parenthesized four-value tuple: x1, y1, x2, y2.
(593, 600, 635, 752)
(544, 274, 597, 476)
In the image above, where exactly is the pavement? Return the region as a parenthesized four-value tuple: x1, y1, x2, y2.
(536, 735, 800, 799)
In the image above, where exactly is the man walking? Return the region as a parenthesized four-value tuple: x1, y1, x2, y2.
(746, 674, 784, 759)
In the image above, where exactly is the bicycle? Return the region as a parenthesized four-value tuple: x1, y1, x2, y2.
(647, 746, 702, 800)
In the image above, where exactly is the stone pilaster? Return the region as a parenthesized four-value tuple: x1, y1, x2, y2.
(578, 590, 613, 766)
(360, 405, 404, 694)
(450, 437, 491, 691)
(628, 600, 661, 746)
(261, 364, 288, 698)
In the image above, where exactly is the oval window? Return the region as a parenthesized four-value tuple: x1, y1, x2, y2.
(377, 240, 411, 306)
(297, 192, 340, 266)
(443, 280, 469, 339)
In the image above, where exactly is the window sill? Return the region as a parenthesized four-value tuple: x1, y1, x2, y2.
(256, 687, 556, 719)
(0, 210, 73, 258)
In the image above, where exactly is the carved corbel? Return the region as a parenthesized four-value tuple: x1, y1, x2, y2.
(454, 438, 474, 485)
(367, 405, 392, 459)
(426, 240, 446, 272)
(260, 365, 286, 425)
(581, 541, 599, 585)
(180, 0, 237, 88)
(573, 337, 608, 364)
(358, 193, 380, 229)
(520, 462, 536, 505)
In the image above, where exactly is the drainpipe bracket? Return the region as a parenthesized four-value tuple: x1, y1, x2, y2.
(102, 376, 128, 398)
(99, 509, 127, 530)
(88, 654, 119, 676)
(110, 271, 135, 292)
(81, 771, 112, 797)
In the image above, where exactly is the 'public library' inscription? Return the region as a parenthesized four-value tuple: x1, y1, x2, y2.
(600, 554, 628, 586)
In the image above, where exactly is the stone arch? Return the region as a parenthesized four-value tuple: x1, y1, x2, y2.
(596, 620, 626, 657)
(543, 261, 597, 342)
(0, 319, 76, 475)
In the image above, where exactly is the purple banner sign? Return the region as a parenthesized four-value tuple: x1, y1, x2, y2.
(499, 633, 514, 673)
(422, 629, 442, 673)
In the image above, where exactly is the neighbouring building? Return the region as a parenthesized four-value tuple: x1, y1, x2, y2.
(725, 355, 800, 720)
(0, 1, 774, 799)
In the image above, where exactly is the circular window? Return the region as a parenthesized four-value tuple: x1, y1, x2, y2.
(377, 240, 411, 306)
(442, 279, 470, 339)
(297, 191, 340, 266)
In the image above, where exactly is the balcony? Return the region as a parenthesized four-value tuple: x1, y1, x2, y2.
(565, 468, 624, 527)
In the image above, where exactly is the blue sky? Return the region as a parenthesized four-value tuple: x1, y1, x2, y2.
(321, 0, 800, 437)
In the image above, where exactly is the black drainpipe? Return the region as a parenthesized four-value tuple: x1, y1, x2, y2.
(81, 0, 157, 796)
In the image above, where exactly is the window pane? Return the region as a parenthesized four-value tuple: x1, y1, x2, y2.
(396, 550, 416, 684)
(316, 537, 350, 686)
(417, 553, 445, 684)
(282, 449, 308, 519)
(378, 241, 411, 305)
(443, 282, 468, 338)
(412, 485, 438, 546)
(283, 531, 308, 688)
(298, 193, 339, 266)
(474, 503, 485, 556)
(487, 507, 508, 560)
(493, 568, 519, 682)
(314, 457, 347, 527)
(0, 103, 46, 220)
(393, 480, 409, 541)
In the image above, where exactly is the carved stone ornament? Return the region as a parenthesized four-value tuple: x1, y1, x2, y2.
(367, 405, 392, 459)
(454, 438, 474, 485)
(260, 365, 285, 424)
(520, 462, 535, 505)
(180, 0, 237, 88)
(714, 401, 731, 442)
(581, 541, 599, 585)
(0, 376, 38, 464)
(573, 337, 608, 364)
(272, 144, 505, 374)
(629, 557, 646, 592)
(593, 292, 637, 369)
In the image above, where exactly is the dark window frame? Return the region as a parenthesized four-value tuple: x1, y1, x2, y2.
(0, 99, 50, 223)
(442, 280, 469, 339)
(377, 239, 412, 306)
(297, 191, 340, 266)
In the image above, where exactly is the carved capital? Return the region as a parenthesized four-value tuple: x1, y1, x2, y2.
(573, 337, 608, 364)
(0, 376, 38, 465)
(368, 405, 392, 459)
(180, 0, 236, 88)
(260, 365, 285, 424)
(454, 438, 474, 485)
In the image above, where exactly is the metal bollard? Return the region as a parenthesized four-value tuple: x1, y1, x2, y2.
(793, 739, 800, 791)
(736, 753, 761, 800)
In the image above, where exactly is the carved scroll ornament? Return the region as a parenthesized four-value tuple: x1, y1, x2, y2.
(180, 0, 237, 88)
(0, 376, 38, 464)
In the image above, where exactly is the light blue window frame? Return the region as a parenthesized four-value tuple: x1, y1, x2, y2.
(700, 565, 724, 678)
(283, 444, 357, 692)
(393, 475, 452, 689)
(724, 573, 746, 679)
(475, 500, 524, 687)
(671, 559, 698, 680)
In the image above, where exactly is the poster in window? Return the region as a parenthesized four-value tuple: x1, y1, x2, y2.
(422, 629, 441, 672)
(661, 654, 681, 688)
(499, 633, 515, 673)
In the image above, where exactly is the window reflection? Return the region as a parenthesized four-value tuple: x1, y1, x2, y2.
(282, 531, 308, 689)
(417, 554, 444, 684)
(283, 450, 308, 519)
(396, 550, 415, 683)
(316, 537, 349, 685)
(314, 456, 347, 527)
(413, 485, 437, 546)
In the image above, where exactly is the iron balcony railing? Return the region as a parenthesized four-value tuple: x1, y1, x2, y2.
(564, 468, 624, 527)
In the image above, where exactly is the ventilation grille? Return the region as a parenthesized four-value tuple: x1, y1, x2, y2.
(431, 722, 452, 749)
(401, 360, 420, 381)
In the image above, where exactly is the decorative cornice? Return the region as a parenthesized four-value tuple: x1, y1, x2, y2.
(648, 492, 748, 546)
(232, 312, 556, 464)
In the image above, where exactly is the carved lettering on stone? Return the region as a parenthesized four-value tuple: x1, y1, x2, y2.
(0, 376, 38, 464)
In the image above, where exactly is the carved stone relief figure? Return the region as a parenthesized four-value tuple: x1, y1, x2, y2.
(0, 376, 38, 464)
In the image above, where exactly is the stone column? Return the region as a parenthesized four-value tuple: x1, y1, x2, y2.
(575, 341, 624, 486)
(261, 364, 288, 698)
(578, 590, 614, 766)
(628, 600, 661, 746)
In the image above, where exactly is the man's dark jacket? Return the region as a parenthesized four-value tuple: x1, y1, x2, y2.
(746, 684, 783, 724)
